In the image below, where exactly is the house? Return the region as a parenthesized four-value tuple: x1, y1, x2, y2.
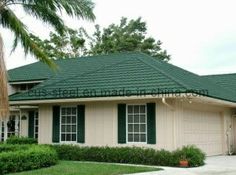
(3, 52, 236, 156)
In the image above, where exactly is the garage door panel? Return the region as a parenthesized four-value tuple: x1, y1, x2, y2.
(183, 109, 223, 156)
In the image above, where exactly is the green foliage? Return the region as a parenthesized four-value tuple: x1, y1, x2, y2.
(6, 136, 38, 145)
(173, 145, 206, 167)
(52, 145, 205, 167)
(0, 0, 95, 67)
(90, 17, 170, 61)
(33, 17, 170, 61)
(0, 145, 58, 174)
(31, 28, 90, 59)
(0, 144, 29, 153)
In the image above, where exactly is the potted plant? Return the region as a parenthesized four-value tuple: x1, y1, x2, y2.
(179, 155, 189, 167)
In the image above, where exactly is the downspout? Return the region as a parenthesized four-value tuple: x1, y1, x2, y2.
(226, 123, 233, 155)
(227, 114, 236, 155)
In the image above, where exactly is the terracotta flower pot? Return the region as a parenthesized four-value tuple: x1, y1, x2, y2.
(179, 160, 189, 167)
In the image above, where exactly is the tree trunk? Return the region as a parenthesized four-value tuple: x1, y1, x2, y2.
(0, 33, 9, 120)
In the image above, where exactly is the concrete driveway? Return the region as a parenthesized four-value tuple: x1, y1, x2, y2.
(132, 156, 236, 175)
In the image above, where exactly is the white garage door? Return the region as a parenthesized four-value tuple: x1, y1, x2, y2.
(183, 109, 223, 156)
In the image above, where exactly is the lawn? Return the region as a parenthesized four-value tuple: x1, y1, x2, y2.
(9, 161, 161, 175)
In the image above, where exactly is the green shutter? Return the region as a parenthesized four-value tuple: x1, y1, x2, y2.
(147, 103, 156, 144)
(118, 104, 126, 144)
(28, 111, 35, 138)
(77, 105, 85, 143)
(52, 106, 60, 143)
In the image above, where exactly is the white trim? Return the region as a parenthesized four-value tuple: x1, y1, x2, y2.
(19, 109, 22, 136)
(60, 106, 77, 143)
(4, 120, 8, 141)
(10, 106, 38, 111)
(10, 95, 161, 105)
(126, 104, 147, 144)
(34, 111, 39, 139)
(10, 94, 236, 107)
(9, 80, 44, 85)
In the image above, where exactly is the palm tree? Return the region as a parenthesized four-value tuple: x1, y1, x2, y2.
(0, 0, 95, 120)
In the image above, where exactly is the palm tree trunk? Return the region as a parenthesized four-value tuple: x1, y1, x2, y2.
(0, 33, 9, 120)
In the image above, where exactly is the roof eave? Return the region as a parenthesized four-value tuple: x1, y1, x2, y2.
(9, 93, 236, 107)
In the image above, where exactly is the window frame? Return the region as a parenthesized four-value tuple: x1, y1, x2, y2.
(60, 106, 77, 143)
(126, 104, 147, 144)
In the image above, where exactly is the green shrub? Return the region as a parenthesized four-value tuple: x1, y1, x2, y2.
(0, 144, 29, 153)
(0, 145, 58, 174)
(154, 149, 176, 166)
(6, 136, 38, 145)
(173, 145, 206, 167)
(52, 144, 205, 167)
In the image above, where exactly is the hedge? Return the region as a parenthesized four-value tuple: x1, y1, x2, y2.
(52, 145, 205, 167)
(0, 145, 58, 174)
(0, 144, 29, 153)
(6, 136, 38, 145)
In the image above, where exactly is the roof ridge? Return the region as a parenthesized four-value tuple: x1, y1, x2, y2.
(32, 58, 131, 90)
(136, 53, 190, 89)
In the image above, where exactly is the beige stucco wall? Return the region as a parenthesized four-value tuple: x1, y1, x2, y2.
(85, 102, 117, 146)
(36, 99, 235, 155)
(38, 99, 175, 150)
(20, 110, 28, 137)
(38, 105, 53, 144)
(84, 100, 175, 150)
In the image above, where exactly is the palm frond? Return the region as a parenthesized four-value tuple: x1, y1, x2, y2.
(54, 0, 95, 20)
(0, 8, 56, 68)
(22, 4, 66, 34)
(6, 0, 95, 21)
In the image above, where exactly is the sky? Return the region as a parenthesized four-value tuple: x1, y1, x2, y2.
(3, 0, 236, 75)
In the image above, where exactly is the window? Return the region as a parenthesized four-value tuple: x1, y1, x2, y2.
(34, 112, 39, 139)
(7, 115, 20, 137)
(127, 105, 147, 143)
(18, 83, 39, 92)
(20, 84, 27, 91)
(60, 107, 77, 142)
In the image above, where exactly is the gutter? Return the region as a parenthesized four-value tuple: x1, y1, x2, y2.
(9, 93, 236, 107)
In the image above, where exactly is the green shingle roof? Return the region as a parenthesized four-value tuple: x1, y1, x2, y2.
(8, 62, 55, 82)
(9, 52, 236, 103)
(203, 73, 236, 92)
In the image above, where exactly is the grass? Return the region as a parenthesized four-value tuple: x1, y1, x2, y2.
(9, 161, 161, 175)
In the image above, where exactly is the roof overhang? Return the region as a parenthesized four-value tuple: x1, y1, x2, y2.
(9, 93, 236, 108)
(191, 96, 236, 107)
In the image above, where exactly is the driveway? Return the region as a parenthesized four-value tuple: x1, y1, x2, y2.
(131, 156, 236, 175)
